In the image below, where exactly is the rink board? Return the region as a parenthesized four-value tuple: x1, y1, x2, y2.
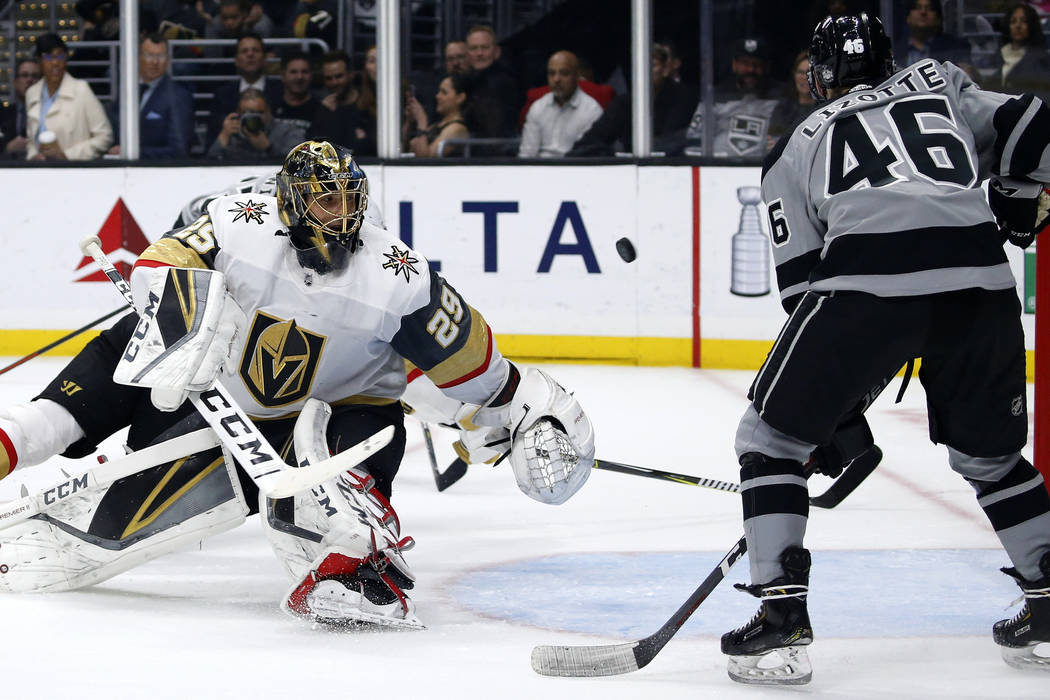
(0, 164, 1036, 371)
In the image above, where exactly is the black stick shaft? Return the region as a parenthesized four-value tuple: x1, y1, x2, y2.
(0, 307, 127, 377)
(594, 458, 740, 493)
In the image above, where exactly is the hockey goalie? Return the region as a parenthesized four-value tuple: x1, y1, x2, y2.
(0, 141, 596, 630)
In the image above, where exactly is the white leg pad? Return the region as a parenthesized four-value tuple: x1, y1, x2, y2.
(0, 450, 248, 593)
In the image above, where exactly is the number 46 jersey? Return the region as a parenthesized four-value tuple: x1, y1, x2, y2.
(763, 59, 1050, 313)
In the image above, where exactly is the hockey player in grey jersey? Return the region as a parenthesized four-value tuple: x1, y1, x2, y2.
(722, 13, 1050, 684)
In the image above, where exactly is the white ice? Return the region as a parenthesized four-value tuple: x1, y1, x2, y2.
(0, 358, 1046, 699)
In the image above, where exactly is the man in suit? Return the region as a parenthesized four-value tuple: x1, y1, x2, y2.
(108, 33, 194, 159)
(206, 32, 282, 146)
(0, 58, 41, 159)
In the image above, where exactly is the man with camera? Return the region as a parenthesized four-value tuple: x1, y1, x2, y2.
(207, 88, 304, 161)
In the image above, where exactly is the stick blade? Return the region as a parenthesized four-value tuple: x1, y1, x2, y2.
(531, 642, 641, 677)
(435, 458, 468, 492)
(261, 425, 395, 498)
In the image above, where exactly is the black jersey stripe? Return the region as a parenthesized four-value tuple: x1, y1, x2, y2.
(775, 249, 822, 295)
(810, 222, 1005, 279)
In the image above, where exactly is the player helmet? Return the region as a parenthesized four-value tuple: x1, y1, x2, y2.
(808, 13, 895, 101)
(276, 140, 368, 274)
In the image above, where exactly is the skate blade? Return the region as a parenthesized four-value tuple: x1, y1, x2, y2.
(727, 646, 812, 685)
(1001, 642, 1050, 672)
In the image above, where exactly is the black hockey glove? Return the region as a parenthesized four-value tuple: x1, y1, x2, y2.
(989, 177, 1050, 250)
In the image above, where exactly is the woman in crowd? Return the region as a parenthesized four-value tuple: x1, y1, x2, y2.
(768, 50, 816, 146)
(404, 73, 472, 157)
(991, 3, 1050, 102)
(25, 33, 112, 160)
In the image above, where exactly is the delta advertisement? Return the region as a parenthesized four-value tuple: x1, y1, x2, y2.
(0, 164, 1035, 368)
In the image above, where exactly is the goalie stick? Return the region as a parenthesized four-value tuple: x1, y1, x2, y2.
(531, 536, 749, 677)
(78, 235, 393, 499)
(420, 422, 468, 492)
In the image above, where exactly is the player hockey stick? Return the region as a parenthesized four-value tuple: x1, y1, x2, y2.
(595, 459, 740, 494)
(808, 445, 882, 509)
(0, 307, 127, 377)
(420, 422, 468, 491)
(78, 235, 393, 499)
(0, 427, 220, 529)
(531, 535, 749, 677)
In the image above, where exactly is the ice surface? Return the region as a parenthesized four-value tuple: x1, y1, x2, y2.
(0, 359, 1046, 699)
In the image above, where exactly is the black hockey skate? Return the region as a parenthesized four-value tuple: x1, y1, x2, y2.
(993, 551, 1050, 671)
(721, 546, 813, 685)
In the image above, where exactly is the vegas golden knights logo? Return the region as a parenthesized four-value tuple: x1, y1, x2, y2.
(239, 311, 326, 407)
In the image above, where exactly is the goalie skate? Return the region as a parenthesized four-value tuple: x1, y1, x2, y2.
(283, 550, 424, 630)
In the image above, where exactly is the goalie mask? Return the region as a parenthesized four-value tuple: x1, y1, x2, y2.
(276, 141, 368, 275)
(808, 13, 894, 101)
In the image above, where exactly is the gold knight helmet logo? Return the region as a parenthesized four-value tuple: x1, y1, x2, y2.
(239, 311, 326, 407)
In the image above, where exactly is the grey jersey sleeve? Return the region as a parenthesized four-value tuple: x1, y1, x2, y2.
(761, 144, 825, 313)
(947, 62, 1050, 182)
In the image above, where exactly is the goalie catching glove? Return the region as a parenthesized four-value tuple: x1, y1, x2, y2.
(114, 267, 245, 411)
(474, 364, 595, 505)
(989, 176, 1050, 249)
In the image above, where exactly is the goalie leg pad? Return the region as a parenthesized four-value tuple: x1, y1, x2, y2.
(0, 444, 248, 592)
(265, 399, 419, 625)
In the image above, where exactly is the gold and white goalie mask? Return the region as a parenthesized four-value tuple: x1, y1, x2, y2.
(276, 140, 368, 275)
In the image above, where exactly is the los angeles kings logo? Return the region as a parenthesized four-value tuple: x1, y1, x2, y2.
(239, 311, 326, 407)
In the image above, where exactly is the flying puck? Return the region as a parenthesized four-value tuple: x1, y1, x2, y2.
(615, 237, 637, 263)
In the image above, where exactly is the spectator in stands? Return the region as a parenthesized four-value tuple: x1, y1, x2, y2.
(990, 3, 1050, 103)
(0, 59, 41, 160)
(518, 51, 603, 158)
(357, 46, 379, 123)
(206, 33, 283, 145)
(683, 37, 781, 160)
(107, 33, 194, 160)
(206, 0, 274, 40)
(446, 40, 470, 75)
(465, 25, 520, 139)
(768, 50, 816, 146)
(320, 50, 356, 111)
(24, 34, 112, 161)
(207, 87, 303, 160)
(403, 73, 471, 158)
(568, 39, 696, 156)
(311, 50, 375, 156)
(272, 50, 319, 134)
(903, 0, 972, 67)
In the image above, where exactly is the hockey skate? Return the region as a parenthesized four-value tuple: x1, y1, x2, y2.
(721, 546, 813, 685)
(283, 547, 425, 631)
(994, 551, 1050, 671)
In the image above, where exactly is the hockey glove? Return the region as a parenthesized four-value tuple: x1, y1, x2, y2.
(114, 267, 245, 411)
(989, 177, 1050, 249)
(475, 365, 595, 505)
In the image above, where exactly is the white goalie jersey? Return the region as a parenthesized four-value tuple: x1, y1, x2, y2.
(130, 193, 509, 420)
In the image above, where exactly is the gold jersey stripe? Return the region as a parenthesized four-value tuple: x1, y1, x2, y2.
(138, 238, 208, 270)
(247, 394, 399, 422)
(424, 305, 491, 387)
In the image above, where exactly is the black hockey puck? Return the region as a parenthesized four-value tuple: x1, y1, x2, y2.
(615, 237, 637, 263)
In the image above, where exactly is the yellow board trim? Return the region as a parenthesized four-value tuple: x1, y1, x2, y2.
(0, 331, 1036, 382)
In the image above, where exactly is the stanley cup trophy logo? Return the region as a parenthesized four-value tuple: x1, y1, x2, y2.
(730, 186, 771, 297)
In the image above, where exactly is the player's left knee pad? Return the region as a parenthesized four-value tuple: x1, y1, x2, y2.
(0, 445, 248, 593)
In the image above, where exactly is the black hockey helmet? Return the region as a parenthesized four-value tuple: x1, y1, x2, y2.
(276, 140, 368, 275)
(808, 13, 895, 101)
